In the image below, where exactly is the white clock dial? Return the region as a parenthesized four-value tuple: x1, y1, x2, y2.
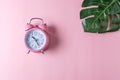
(25, 29, 47, 50)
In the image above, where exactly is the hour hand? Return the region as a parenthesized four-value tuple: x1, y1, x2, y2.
(32, 36, 36, 40)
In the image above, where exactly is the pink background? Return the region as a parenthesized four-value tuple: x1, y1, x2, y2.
(0, 0, 120, 80)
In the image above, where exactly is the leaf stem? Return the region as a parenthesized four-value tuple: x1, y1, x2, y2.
(92, 0, 118, 25)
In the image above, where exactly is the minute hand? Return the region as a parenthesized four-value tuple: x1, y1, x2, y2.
(32, 36, 40, 46)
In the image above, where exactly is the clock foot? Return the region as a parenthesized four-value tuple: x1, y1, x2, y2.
(41, 50, 45, 54)
(27, 50, 30, 54)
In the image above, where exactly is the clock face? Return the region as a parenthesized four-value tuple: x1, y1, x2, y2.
(25, 29, 47, 51)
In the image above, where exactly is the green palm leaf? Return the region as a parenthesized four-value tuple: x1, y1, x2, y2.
(80, 0, 120, 33)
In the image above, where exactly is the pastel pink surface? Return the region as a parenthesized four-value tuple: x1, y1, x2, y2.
(0, 0, 120, 80)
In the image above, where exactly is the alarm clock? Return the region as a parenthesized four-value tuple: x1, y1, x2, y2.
(25, 18, 49, 54)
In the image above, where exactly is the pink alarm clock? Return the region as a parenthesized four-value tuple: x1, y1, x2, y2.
(25, 18, 49, 54)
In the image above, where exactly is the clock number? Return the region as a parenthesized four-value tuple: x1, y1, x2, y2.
(41, 42, 43, 45)
(33, 31, 37, 36)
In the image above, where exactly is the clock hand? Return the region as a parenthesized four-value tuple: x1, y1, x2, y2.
(32, 36, 40, 46)
(32, 36, 37, 40)
(36, 40, 40, 46)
